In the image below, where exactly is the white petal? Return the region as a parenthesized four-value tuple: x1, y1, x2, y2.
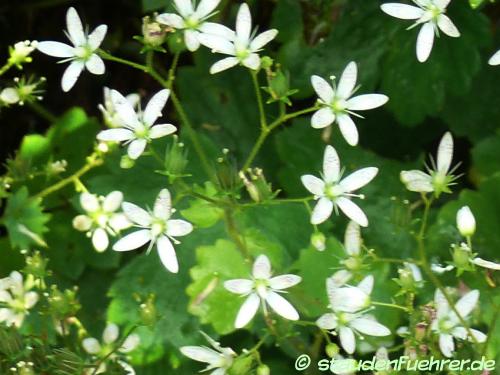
(92, 228, 109, 252)
(224, 279, 254, 294)
(209, 57, 239, 74)
(127, 139, 147, 160)
(329, 270, 352, 288)
(311, 197, 334, 225)
(400, 170, 433, 192)
(144, 89, 170, 126)
(150, 124, 177, 139)
(36, 41, 74, 57)
(337, 61, 357, 99)
(166, 219, 193, 237)
(437, 132, 453, 174)
(242, 53, 260, 70)
(380, 3, 424, 19)
(336, 197, 368, 227)
(109, 213, 132, 232)
(110, 89, 140, 128)
(337, 114, 359, 146)
(340, 167, 378, 192)
(0, 308, 14, 323)
(347, 94, 388, 111)
(112, 229, 151, 252)
(434, 0, 451, 10)
(316, 313, 338, 330)
(253, 255, 271, 279)
(472, 257, 500, 270)
(323, 145, 341, 183)
(439, 333, 454, 358)
(61, 61, 84, 92)
(157, 235, 179, 273)
(97, 128, 134, 142)
(88, 24, 108, 50)
(103, 191, 123, 212)
(357, 275, 374, 295)
(269, 275, 302, 290)
(406, 262, 423, 282)
(339, 326, 356, 354)
(122, 202, 152, 226)
(236, 3, 252, 43)
(85, 54, 105, 75)
(434, 289, 450, 319)
(82, 337, 101, 354)
(488, 49, 500, 66)
(66, 7, 85, 46)
(103, 323, 119, 344)
(120, 334, 140, 352)
(455, 290, 479, 319)
(265, 291, 299, 321)
(199, 22, 236, 40)
(311, 75, 334, 103)
(185, 29, 201, 51)
(468, 329, 487, 343)
(157, 13, 185, 28)
(174, 0, 194, 17)
(350, 318, 390, 336)
(452, 326, 486, 343)
(235, 293, 260, 328)
(437, 15, 460, 37)
(311, 108, 335, 129)
(180, 346, 221, 364)
(250, 29, 278, 51)
(154, 189, 172, 220)
(344, 221, 361, 256)
(301, 175, 325, 196)
(80, 192, 100, 212)
(416, 22, 435, 63)
(194, 0, 220, 18)
(24, 291, 39, 309)
(198, 34, 235, 55)
(329, 286, 369, 313)
(0, 291, 12, 303)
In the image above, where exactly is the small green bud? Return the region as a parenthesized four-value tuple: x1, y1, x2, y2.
(164, 135, 188, 182)
(120, 155, 135, 169)
(257, 364, 270, 375)
(142, 15, 167, 47)
(344, 256, 362, 271)
(452, 243, 471, 269)
(326, 343, 339, 358)
(310, 232, 326, 251)
(23, 251, 50, 279)
(260, 56, 274, 69)
(140, 295, 158, 326)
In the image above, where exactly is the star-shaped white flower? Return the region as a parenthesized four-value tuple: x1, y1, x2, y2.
(181, 332, 236, 375)
(73, 191, 131, 252)
(224, 255, 301, 328)
(489, 49, 500, 66)
(112, 189, 193, 273)
(0, 271, 39, 328)
(198, 3, 278, 74)
(157, 0, 234, 52)
(301, 145, 378, 227)
(97, 89, 177, 160)
(381, 0, 460, 62)
(317, 275, 391, 354)
(431, 289, 486, 357)
(37, 7, 107, 91)
(400, 132, 458, 197)
(310, 62, 388, 146)
(99, 87, 140, 128)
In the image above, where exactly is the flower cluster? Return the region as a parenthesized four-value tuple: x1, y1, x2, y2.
(0, 271, 38, 328)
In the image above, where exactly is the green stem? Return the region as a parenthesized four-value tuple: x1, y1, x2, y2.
(223, 208, 249, 259)
(0, 61, 13, 76)
(99, 50, 149, 73)
(167, 51, 181, 88)
(28, 101, 57, 123)
(240, 196, 314, 208)
(372, 301, 409, 312)
(250, 70, 267, 130)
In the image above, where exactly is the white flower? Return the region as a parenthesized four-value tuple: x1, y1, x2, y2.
(310, 62, 388, 146)
(112, 189, 193, 273)
(157, 0, 233, 52)
(489, 49, 500, 66)
(456, 206, 475, 237)
(400, 132, 458, 197)
(180, 331, 236, 375)
(224, 255, 301, 328)
(0, 87, 20, 105)
(381, 0, 460, 62)
(97, 89, 177, 160)
(317, 275, 390, 354)
(37, 7, 107, 91)
(431, 289, 486, 357)
(9, 40, 38, 66)
(198, 3, 278, 74)
(0, 271, 39, 328)
(82, 323, 139, 374)
(99, 87, 140, 128)
(73, 191, 131, 252)
(301, 145, 378, 227)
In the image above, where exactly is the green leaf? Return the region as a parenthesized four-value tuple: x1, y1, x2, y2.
(180, 183, 223, 228)
(471, 133, 500, 182)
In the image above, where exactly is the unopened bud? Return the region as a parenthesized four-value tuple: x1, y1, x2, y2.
(326, 343, 339, 358)
(257, 364, 270, 375)
(452, 243, 471, 269)
(120, 155, 135, 169)
(415, 322, 427, 341)
(310, 232, 326, 251)
(456, 206, 476, 237)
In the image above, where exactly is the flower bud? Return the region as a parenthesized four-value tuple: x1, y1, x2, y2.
(415, 322, 427, 341)
(344, 256, 362, 271)
(0, 87, 20, 105)
(456, 206, 475, 237)
(452, 243, 471, 269)
(326, 343, 339, 358)
(143, 15, 167, 47)
(72, 215, 92, 232)
(120, 155, 135, 169)
(310, 232, 326, 251)
(8, 40, 37, 68)
(140, 295, 158, 327)
(257, 364, 270, 375)
(23, 251, 50, 280)
(164, 135, 188, 182)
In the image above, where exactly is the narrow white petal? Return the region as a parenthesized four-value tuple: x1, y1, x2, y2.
(92, 228, 109, 252)
(350, 318, 390, 336)
(301, 174, 325, 196)
(434, 0, 451, 10)
(224, 279, 254, 294)
(347, 94, 388, 111)
(340, 167, 378, 192)
(323, 145, 341, 183)
(154, 189, 172, 220)
(127, 139, 147, 160)
(416, 22, 435, 63)
(329, 287, 369, 313)
(472, 257, 500, 270)
(316, 313, 338, 330)
(166, 219, 193, 237)
(311, 197, 334, 225)
(0, 291, 12, 303)
(235, 293, 260, 328)
(24, 291, 39, 309)
(265, 291, 299, 321)
(339, 326, 356, 354)
(80, 192, 100, 212)
(85, 54, 105, 75)
(97, 128, 134, 142)
(468, 329, 487, 343)
(250, 29, 278, 51)
(269, 275, 302, 290)
(120, 334, 140, 353)
(184, 29, 201, 51)
(150, 124, 177, 139)
(311, 75, 334, 103)
(337, 61, 357, 99)
(488, 49, 500, 66)
(337, 114, 359, 146)
(103, 191, 123, 212)
(454, 290, 479, 319)
(109, 213, 132, 232)
(400, 170, 434, 192)
(452, 326, 486, 343)
(209, 57, 239, 74)
(174, 0, 194, 17)
(157, 235, 179, 273)
(112, 229, 151, 252)
(180, 346, 222, 364)
(434, 289, 450, 319)
(329, 270, 352, 288)
(357, 275, 374, 295)
(437, 132, 453, 174)
(66, 7, 85, 46)
(439, 333, 454, 358)
(110, 89, 140, 128)
(198, 34, 235, 55)
(157, 13, 185, 28)
(236, 3, 252, 44)
(103, 323, 119, 344)
(242, 53, 260, 70)
(336, 197, 368, 227)
(199, 22, 236, 40)
(437, 15, 460, 37)
(62, 61, 84, 92)
(380, 3, 424, 19)
(82, 337, 101, 354)
(122, 202, 152, 226)
(311, 107, 335, 129)
(88, 24, 108, 50)
(144, 89, 170, 126)
(194, 0, 220, 18)
(344, 221, 361, 256)
(253, 255, 271, 279)
(37, 41, 74, 57)
(406, 262, 423, 282)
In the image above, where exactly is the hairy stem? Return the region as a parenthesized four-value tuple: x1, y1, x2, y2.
(250, 70, 267, 130)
